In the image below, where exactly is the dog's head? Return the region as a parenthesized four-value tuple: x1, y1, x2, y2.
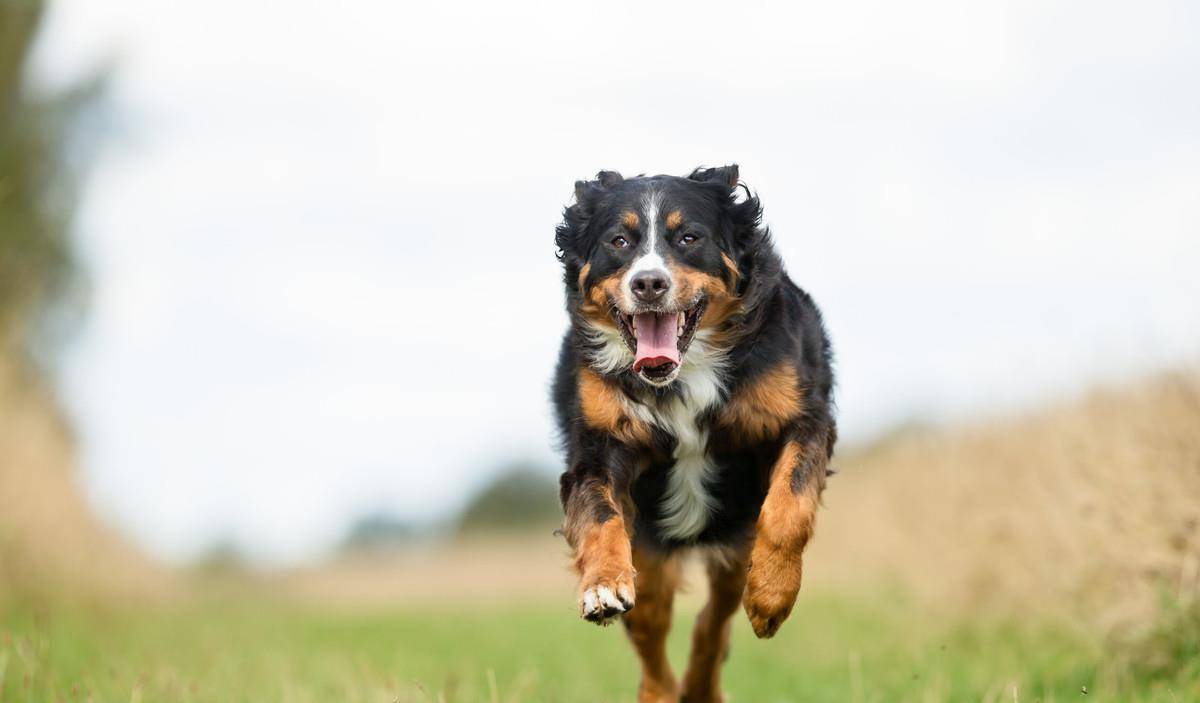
(556, 165, 763, 387)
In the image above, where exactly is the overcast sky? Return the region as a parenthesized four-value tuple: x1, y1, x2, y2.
(31, 0, 1200, 564)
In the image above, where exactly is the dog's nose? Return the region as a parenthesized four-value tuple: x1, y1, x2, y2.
(631, 270, 671, 303)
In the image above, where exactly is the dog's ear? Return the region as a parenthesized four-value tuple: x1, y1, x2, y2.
(692, 164, 762, 284)
(556, 170, 624, 276)
(595, 170, 625, 188)
(573, 170, 624, 214)
(687, 164, 739, 190)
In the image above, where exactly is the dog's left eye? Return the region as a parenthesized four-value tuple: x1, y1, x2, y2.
(680, 233, 700, 245)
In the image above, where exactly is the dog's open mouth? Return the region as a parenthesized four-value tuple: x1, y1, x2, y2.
(615, 300, 706, 383)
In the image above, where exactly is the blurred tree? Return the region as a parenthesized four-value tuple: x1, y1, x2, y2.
(190, 537, 249, 576)
(457, 463, 561, 534)
(340, 512, 419, 552)
(0, 5, 158, 603)
(0, 0, 104, 368)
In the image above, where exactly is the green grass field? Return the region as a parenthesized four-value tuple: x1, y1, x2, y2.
(3, 590, 1196, 703)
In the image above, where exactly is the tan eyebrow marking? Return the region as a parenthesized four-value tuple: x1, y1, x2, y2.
(665, 210, 684, 231)
(622, 211, 639, 229)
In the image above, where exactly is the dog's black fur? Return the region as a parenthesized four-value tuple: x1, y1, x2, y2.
(547, 165, 835, 703)
(549, 165, 837, 698)
(552, 166, 835, 552)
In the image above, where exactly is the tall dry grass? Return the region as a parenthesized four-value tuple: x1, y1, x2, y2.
(807, 368, 1200, 629)
(0, 358, 172, 605)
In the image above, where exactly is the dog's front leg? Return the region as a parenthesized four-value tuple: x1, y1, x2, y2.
(561, 466, 636, 625)
(743, 432, 830, 638)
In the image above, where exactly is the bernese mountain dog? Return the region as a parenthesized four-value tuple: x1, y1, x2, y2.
(552, 165, 837, 702)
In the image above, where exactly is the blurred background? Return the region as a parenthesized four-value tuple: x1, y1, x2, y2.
(2, 1, 1198, 701)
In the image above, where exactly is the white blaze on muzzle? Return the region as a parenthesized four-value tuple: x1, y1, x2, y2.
(620, 189, 672, 305)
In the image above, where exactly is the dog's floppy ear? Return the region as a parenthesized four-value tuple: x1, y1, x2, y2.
(595, 170, 625, 188)
(573, 170, 624, 215)
(692, 164, 763, 287)
(556, 170, 624, 273)
(687, 164, 739, 190)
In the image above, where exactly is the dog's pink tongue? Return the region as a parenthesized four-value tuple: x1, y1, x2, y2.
(633, 312, 680, 371)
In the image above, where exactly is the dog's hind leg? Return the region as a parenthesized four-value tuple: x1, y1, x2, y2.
(680, 547, 749, 703)
(622, 546, 681, 703)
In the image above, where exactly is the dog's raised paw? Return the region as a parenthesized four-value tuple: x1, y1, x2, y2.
(743, 549, 802, 639)
(579, 575, 635, 625)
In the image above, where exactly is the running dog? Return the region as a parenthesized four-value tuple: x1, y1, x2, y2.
(553, 165, 836, 702)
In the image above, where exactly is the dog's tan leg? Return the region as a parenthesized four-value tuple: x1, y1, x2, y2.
(562, 479, 636, 623)
(742, 434, 829, 639)
(680, 548, 749, 703)
(622, 546, 680, 703)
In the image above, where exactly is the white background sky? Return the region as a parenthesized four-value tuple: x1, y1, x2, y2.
(29, 0, 1200, 564)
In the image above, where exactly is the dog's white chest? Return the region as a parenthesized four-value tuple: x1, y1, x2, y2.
(624, 337, 725, 540)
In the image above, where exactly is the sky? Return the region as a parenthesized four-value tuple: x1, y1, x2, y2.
(29, 0, 1200, 564)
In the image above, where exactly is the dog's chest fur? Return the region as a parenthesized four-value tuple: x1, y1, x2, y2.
(620, 334, 725, 540)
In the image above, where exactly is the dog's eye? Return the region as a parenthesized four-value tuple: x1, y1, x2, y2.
(611, 236, 630, 249)
(680, 233, 700, 245)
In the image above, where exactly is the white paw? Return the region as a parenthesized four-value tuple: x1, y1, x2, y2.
(580, 580, 635, 624)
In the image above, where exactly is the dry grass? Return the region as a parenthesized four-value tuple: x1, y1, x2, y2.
(0, 358, 173, 605)
(274, 533, 577, 607)
(806, 368, 1200, 628)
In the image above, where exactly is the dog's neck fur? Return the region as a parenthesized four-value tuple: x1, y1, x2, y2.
(643, 332, 726, 539)
(587, 328, 729, 540)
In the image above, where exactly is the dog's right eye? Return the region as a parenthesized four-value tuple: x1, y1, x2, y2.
(611, 236, 630, 249)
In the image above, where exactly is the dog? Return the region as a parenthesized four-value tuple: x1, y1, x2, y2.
(552, 165, 837, 702)
(549, 166, 835, 695)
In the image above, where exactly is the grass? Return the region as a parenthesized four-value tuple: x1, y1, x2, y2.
(3, 591, 1196, 703)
